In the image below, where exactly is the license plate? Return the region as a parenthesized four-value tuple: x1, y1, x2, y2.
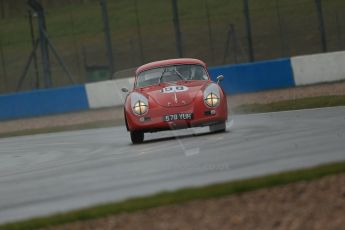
(163, 113, 193, 122)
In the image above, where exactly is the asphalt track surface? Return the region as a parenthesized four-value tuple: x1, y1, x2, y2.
(1, 107, 345, 224)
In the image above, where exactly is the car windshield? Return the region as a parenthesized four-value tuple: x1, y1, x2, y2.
(136, 64, 208, 88)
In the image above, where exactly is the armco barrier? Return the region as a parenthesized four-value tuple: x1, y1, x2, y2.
(0, 85, 89, 121)
(209, 58, 295, 94)
(291, 50, 345, 86)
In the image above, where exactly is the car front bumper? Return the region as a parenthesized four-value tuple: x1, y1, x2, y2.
(126, 102, 228, 132)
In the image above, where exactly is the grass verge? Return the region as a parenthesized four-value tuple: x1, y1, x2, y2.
(0, 120, 121, 139)
(1, 161, 345, 230)
(233, 95, 345, 114)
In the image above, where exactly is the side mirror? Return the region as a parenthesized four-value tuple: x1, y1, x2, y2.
(216, 75, 224, 84)
(121, 88, 129, 93)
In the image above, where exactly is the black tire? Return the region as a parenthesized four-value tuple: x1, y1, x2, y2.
(209, 121, 226, 133)
(130, 131, 144, 144)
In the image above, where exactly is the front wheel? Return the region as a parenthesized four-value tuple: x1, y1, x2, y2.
(130, 131, 144, 144)
(209, 121, 226, 133)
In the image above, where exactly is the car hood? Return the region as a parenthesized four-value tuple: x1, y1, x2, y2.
(135, 80, 210, 108)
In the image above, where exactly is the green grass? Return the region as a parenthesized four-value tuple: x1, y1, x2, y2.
(1, 0, 345, 93)
(233, 95, 345, 114)
(1, 161, 345, 230)
(0, 120, 119, 139)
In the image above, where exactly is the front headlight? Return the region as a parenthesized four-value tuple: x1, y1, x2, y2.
(130, 92, 149, 116)
(205, 92, 220, 107)
(203, 83, 221, 108)
(133, 100, 148, 115)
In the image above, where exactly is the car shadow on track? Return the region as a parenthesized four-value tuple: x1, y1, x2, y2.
(140, 130, 230, 145)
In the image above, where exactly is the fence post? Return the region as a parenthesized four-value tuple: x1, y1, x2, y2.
(134, 0, 144, 64)
(335, 11, 343, 50)
(172, 0, 183, 58)
(28, 10, 40, 89)
(205, 0, 214, 63)
(223, 24, 238, 64)
(315, 0, 327, 52)
(70, 13, 83, 82)
(243, 0, 254, 62)
(0, 38, 7, 92)
(28, 0, 52, 88)
(275, 0, 289, 56)
(100, 0, 115, 76)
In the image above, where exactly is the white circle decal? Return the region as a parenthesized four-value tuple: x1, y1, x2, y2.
(161, 86, 188, 93)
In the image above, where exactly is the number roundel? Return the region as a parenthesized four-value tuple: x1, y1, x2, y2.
(161, 86, 188, 93)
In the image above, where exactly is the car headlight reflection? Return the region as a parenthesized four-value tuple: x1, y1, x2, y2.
(133, 100, 148, 115)
(205, 92, 220, 107)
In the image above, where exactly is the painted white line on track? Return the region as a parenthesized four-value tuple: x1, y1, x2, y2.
(240, 105, 345, 116)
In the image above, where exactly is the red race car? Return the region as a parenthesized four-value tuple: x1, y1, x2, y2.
(122, 58, 228, 144)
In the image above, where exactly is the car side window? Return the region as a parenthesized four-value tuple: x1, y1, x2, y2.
(137, 68, 163, 87)
(191, 66, 208, 80)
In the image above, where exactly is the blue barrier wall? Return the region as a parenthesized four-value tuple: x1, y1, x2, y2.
(0, 58, 297, 121)
(209, 58, 295, 94)
(0, 85, 89, 121)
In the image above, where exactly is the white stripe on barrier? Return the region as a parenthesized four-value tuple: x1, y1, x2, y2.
(85, 78, 134, 109)
(291, 50, 345, 86)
